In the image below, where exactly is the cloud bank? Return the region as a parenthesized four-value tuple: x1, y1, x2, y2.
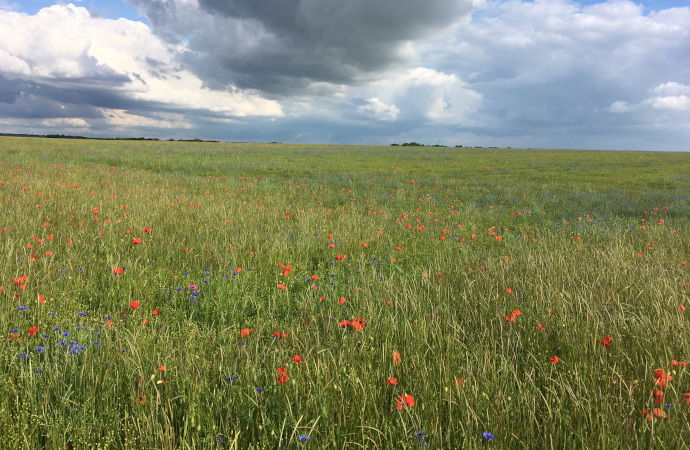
(0, 0, 688, 150)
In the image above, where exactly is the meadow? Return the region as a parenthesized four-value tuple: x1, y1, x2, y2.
(0, 137, 689, 449)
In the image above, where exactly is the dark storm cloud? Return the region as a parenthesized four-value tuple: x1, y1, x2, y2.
(129, 0, 477, 95)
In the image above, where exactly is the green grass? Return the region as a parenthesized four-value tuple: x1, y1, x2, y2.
(1, 137, 689, 448)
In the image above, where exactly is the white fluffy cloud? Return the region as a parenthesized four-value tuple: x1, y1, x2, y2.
(0, 3, 282, 134)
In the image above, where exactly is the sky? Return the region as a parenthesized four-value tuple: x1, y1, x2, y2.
(0, 0, 689, 150)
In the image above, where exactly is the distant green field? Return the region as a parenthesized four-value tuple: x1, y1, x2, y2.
(1, 137, 689, 448)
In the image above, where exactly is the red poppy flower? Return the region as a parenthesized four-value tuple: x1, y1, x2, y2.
(39, 294, 46, 304)
(386, 377, 398, 385)
(396, 394, 415, 410)
(362, 243, 368, 248)
(132, 238, 141, 245)
(654, 369, 672, 388)
(113, 267, 124, 275)
(393, 351, 401, 365)
(130, 301, 140, 311)
(550, 356, 559, 364)
(144, 227, 151, 234)
(652, 408, 666, 419)
(28, 325, 38, 337)
(601, 336, 613, 349)
(292, 355, 302, 363)
(240, 328, 251, 338)
(152, 309, 159, 315)
(159, 365, 166, 371)
(456, 377, 464, 386)
(278, 284, 286, 290)
(189, 284, 198, 291)
(651, 388, 664, 405)
(276, 367, 289, 385)
(339, 320, 350, 328)
(138, 394, 146, 404)
(683, 393, 690, 404)
(338, 297, 347, 305)
(535, 323, 545, 331)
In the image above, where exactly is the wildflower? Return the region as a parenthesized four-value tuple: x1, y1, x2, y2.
(396, 393, 415, 410)
(132, 238, 141, 245)
(601, 336, 613, 349)
(535, 323, 546, 331)
(112, 267, 124, 275)
(362, 243, 368, 248)
(299, 435, 310, 442)
(338, 297, 347, 305)
(292, 355, 302, 363)
(152, 309, 159, 315)
(28, 326, 38, 337)
(550, 355, 559, 364)
(654, 369, 672, 388)
(483, 432, 495, 440)
(159, 365, 166, 372)
(278, 284, 286, 290)
(130, 301, 140, 311)
(386, 377, 398, 385)
(276, 367, 289, 385)
(339, 320, 350, 328)
(653, 408, 666, 418)
(240, 328, 251, 338)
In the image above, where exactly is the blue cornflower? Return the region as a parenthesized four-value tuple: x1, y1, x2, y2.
(78, 312, 87, 316)
(665, 403, 674, 408)
(11, 328, 19, 333)
(18, 306, 27, 311)
(53, 327, 60, 331)
(62, 332, 70, 337)
(35, 347, 45, 353)
(17, 353, 28, 359)
(299, 435, 310, 442)
(414, 430, 426, 439)
(255, 387, 264, 393)
(483, 432, 495, 440)
(58, 341, 67, 346)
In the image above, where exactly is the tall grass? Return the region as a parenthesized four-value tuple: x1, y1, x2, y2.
(0, 138, 689, 448)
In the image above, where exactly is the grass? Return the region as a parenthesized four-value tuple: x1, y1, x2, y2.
(0, 137, 689, 448)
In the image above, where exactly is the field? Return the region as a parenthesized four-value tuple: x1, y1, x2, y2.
(1, 137, 689, 449)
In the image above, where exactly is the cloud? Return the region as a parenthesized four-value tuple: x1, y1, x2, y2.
(1, 1, 689, 150)
(357, 98, 400, 121)
(42, 118, 90, 128)
(413, 0, 690, 149)
(130, 0, 479, 95)
(0, 3, 281, 136)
